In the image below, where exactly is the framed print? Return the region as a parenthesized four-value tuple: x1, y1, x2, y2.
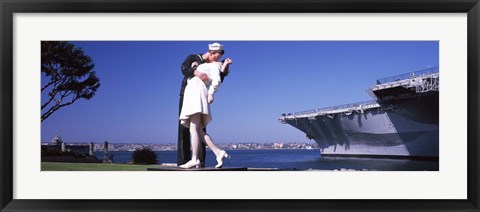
(1, 0, 479, 211)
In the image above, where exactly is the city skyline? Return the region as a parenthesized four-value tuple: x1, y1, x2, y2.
(41, 41, 439, 144)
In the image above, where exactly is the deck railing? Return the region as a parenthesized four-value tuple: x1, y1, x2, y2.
(376, 67, 439, 85)
(282, 100, 378, 117)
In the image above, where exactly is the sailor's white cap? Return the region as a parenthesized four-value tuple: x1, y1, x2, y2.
(208, 42, 224, 51)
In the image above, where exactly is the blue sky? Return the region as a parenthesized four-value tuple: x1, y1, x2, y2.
(41, 41, 439, 144)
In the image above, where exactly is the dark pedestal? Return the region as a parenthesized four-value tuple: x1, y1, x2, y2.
(147, 166, 248, 171)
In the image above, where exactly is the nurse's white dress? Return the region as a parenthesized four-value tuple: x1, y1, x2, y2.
(179, 62, 222, 128)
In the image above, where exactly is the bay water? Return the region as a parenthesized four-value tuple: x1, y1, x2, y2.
(95, 149, 438, 171)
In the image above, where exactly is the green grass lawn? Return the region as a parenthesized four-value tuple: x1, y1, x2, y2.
(41, 162, 170, 171)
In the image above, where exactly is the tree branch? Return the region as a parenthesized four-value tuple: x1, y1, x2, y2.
(41, 76, 69, 110)
(41, 81, 55, 92)
(41, 95, 79, 122)
(41, 89, 59, 110)
(41, 92, 66, 121)
(41, 64, 58, 92)
(41, 65, 66, 109)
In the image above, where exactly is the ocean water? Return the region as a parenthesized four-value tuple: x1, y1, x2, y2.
(95, 149, 439, 171)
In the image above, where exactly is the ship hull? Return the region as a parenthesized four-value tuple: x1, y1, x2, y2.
(283, 103, 439, 158)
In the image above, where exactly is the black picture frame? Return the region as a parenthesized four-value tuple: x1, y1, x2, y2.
(1, 0, 479, 211)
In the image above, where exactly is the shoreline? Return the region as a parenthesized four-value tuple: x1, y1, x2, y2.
(42, 142, 320, 152)
(95, 148, 321, 152)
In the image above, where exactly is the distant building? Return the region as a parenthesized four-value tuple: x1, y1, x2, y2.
(273, 143, 284, 149)
(51, 132, 64, 145)
(42, 132, 94, 157)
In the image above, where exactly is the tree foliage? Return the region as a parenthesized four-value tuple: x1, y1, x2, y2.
(41, 41, 100, 122)
(41, 146, 75, 157)
(131, 147, 158, 164)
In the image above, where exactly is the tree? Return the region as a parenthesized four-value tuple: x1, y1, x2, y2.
(41, 41, 100, 122)
(131, 147, 158, 164)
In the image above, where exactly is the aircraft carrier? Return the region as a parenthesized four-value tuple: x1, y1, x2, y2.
(279, 67, 439, 159)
